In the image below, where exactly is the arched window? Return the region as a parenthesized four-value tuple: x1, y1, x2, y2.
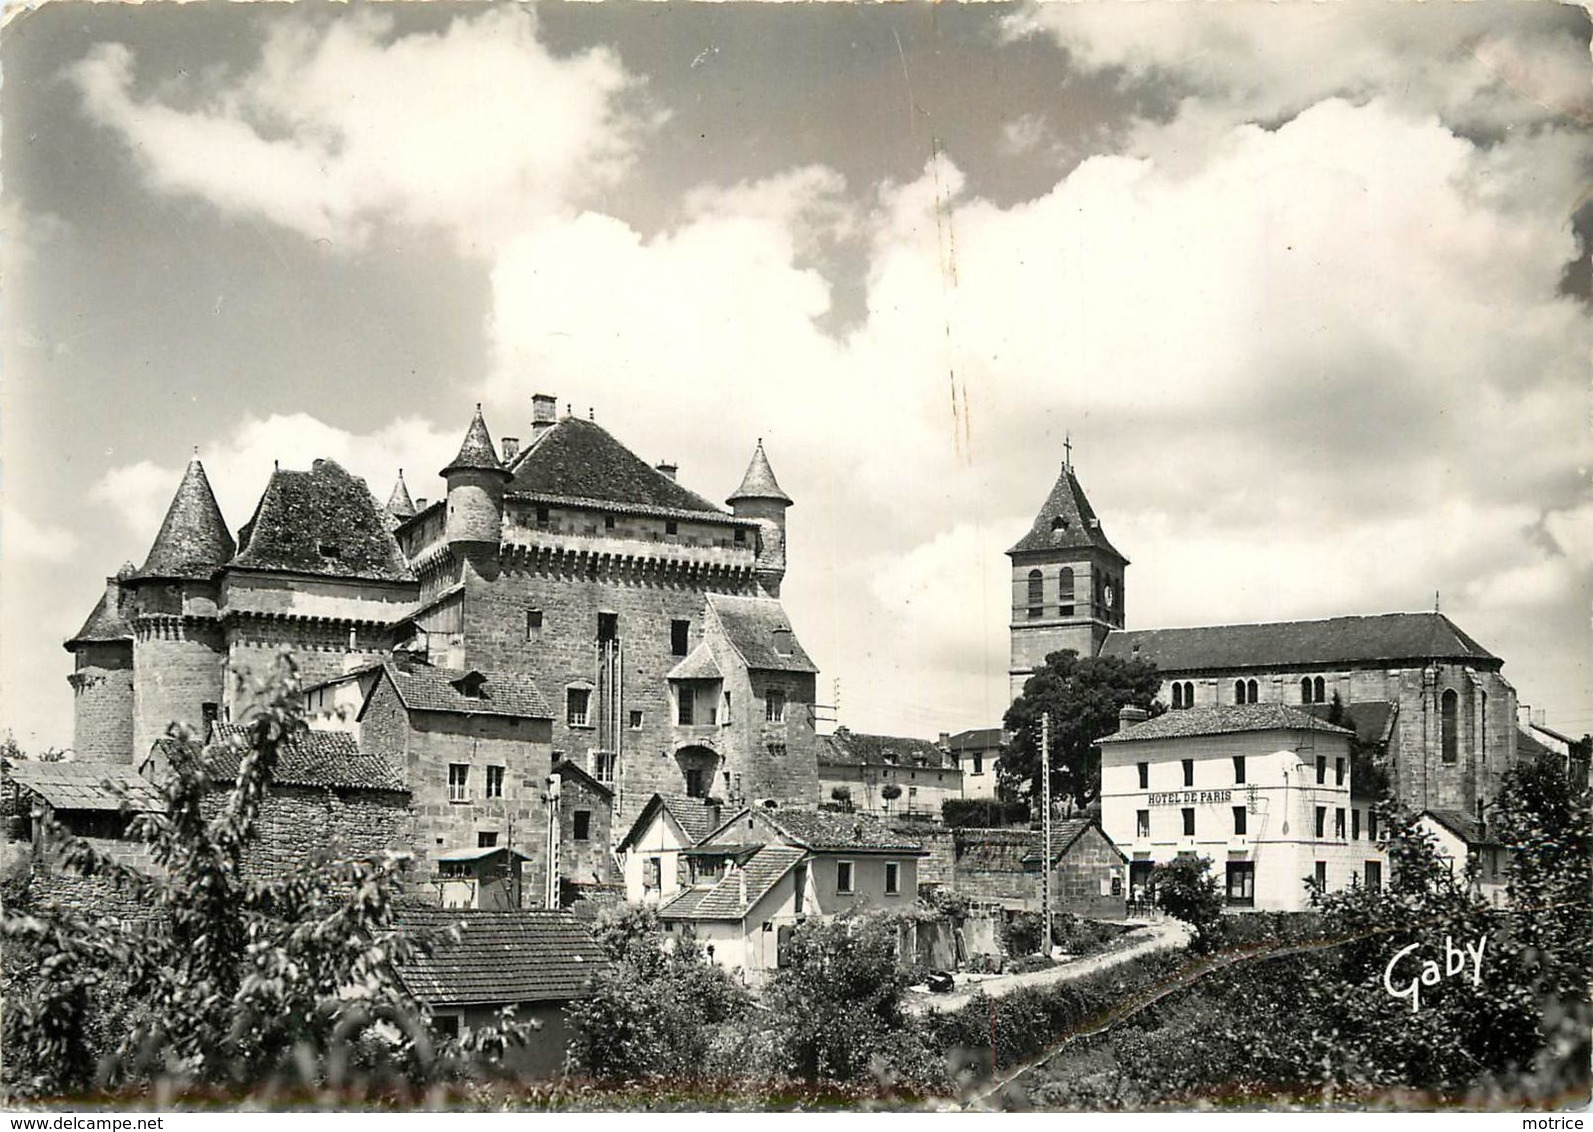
(1027, 569, 1043, 620)
(1301, 678, 1314, 704)
(1234, 680, 1246, 704)
(1441, 689, 1458, 764)
(1246, 679, 1259, 704)
(1058, 567, 1075, 617)
(1313, 676, 1326, 704)
(1172, 683, 1184, 710)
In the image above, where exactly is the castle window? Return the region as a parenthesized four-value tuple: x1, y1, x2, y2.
(1058, 567, 1075, 617)
(567, 688, 591, 728)
(448, 764, 469, 803)
(485, 765, 504, 799)
(525, 609, 543, 639)
(671, 619, 690, 656)
(629, 710, 644, 730)
(684, 767, 706, 798)
(677, 686, 695, 726)
(1026, 570, 1043, 619)
(597, 612, 618, 644)
(766, 690, 786, 723)
(768, 743, 786, 758)
(1441, 688, 1458, 764)
(574, 811, 591, 841)
(477, 831, 498, 848)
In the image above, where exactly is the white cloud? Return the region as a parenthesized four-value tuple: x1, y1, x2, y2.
(0, 506, 79, 563)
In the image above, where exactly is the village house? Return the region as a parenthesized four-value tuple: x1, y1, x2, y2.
(941, 727, 1008, 801)
(1418, 809, 1509, 909)
(1022, 817, 1129, 919)
(657, 807, 927, 983)
(816, 728, 963, 818)
(614, 791, 725, 905)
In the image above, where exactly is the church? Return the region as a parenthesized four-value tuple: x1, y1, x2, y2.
(60, 394, 822, 898)
(1008, 456, 1520, 820)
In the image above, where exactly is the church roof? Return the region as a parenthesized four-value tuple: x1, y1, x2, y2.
(134, 456, 236, 581)
(65, 583, 133, 649)
(1009, 463, 1125, 560)
(705, 593, 818, 673)
(507, 417, 727, 516)
(727, 441, 793, 506)
(234, 459, 414, 582)
(1299, 700, 1398, 748)
(440, 406, 511, 478)
(1099, 703, 1355, 744)
(1102, 613, 1499, 673)
(385, 471, 416, 520)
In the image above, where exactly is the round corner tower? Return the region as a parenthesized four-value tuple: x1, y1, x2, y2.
(440, 405, 514, 580)
(727, 440, 793, 598)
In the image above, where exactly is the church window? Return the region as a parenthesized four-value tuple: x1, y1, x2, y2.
(1314, 676, 1326, 703)
(1058, 567, 1075, 617)
(1027, 570, 1044, 619)
(1246, 679, 1259, 703)
(1441, 689, 1458, 764)
(1234, 680, 1245, 703)
(1172, 683, 1183, 709)
(1171, 681, 1194, 709)
(1301, 678, 1314, 704)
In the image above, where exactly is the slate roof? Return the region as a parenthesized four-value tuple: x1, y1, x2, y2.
(385, 471, 416, 520)
(440, 407, 511, 478)
(507, 416, 726, 515)
(65, 584, 134, 649)
(135, 456, 236, 580)
(1423, 809, 1501, 849)
(726, 441, 793, 506)
(667, 643, 722, 681)
(233, 459, 413, 582)
(5, 760, 165, 812)
(756, 807, 927, 854)
(395, 907, 606, 1006)
(615, 792, 725, 852)
(706, 593, 818, 673)
(1299, 701, 1398, 747)
(1008, 464, 1125, 560)
(374, 662, 553, 721)
(1101, 613, 1499, 672)
(946, 728, 1005, 752)
(820, 728, 958, 770)
(1023, 818, 1125, 865)
(1099, 703, 1355, 744)
(657, 845, 807, 922)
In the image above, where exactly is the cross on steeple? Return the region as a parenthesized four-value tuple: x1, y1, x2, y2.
(1063, 434, 1072, 471)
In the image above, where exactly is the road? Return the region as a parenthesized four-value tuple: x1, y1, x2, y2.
(903, 917, 1194, 1015)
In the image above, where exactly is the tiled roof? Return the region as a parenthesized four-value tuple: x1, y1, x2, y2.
(160, 724, 408, 792)
(5, 760, 165, 812)
(1100, 703, 1354, 744)
(385, 471, 416, 520)
(440, 407, 511, 478)
(1008, 464, 1125, 559)
(614, 792, 724, 852)
(507, 417, 726, 515)
(657, 845, 807, 922)
(820, 728, 957, 770)
(758, 807, 927, 853)
(395, 907, 607, 1006)
(726, 441, 793, 506)
(552, 758, 614, 800)
(375, 662, 553, 721)
(234, 459, 413, 582)
(667, 643, 722, 681)
(1423, 809, 1501, 849)
(1101, 613, 1498, 672)
(135, 456, 236, 580)
(1299, 701, 1398, 747)
(65, 583, 134, 648)
(946, 728, 1005, 752)
(1023, 818, 1123, 865)
(706, 594, 818, 673)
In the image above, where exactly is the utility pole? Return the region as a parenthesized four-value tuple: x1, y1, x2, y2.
(1040, 712, 1052, 951)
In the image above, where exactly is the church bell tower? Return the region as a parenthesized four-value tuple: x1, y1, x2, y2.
(1007, 444, 1127, 699)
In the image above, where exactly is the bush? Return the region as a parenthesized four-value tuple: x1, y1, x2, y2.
(941, 799, 1030, 828)
(1004, 911, 1045, 957)
(1151, 855, 1224, 951)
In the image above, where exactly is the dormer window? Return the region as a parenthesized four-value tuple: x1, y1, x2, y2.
(1051, 516, 1068, 531)
(451, 671, 488, 699)
(772, 627, 793, 656)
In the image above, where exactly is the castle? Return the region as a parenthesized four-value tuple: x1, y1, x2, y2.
(1007, 455, 1521, 817)
(62, 395, 822, 894)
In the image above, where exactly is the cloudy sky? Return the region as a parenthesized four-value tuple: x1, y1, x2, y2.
(3, 0, 1590, 753)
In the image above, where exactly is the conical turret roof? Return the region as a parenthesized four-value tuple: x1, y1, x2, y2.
(727, 440, 793, 506)
(386, 470, 416, 519)
(134, 454, 236, 580)
(1008, 461, 1125, 561)
(440, 405, 511, 479)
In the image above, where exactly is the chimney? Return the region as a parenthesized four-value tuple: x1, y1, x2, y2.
(1119, 705, 1150, 728)
(531, 393, 558, 439)
(415, 497, 428, 510)
(501, 436, 520, 462)
(656, 461, 678, 482)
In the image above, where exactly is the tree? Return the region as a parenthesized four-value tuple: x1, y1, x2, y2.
(1, 654, 532, 1103)
(880, 783, 902, 812)
(828, 785, 853, 811)
(1150, 855, 1224, 951)
(1002, 650, 1162, 810)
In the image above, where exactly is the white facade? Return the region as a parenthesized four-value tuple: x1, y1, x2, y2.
(1100, 717, 1389, 912)
(1419, 814, 1509, 909)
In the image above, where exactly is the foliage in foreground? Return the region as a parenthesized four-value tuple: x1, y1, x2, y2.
(1, 655, 535, 1104)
